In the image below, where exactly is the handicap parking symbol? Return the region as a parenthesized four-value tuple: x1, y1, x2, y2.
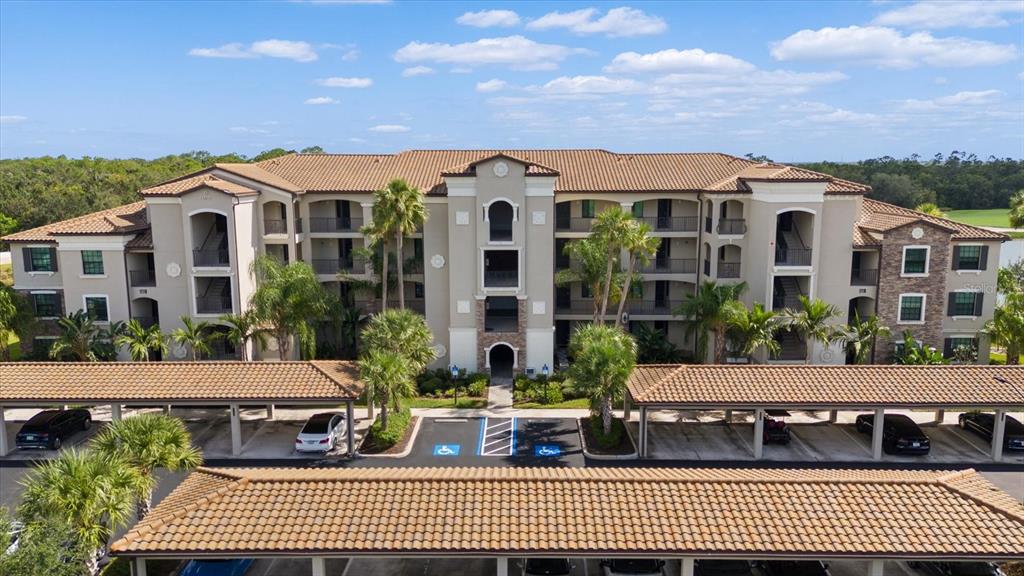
(534, 444, 561, 457)
(433, 444, 460, 456)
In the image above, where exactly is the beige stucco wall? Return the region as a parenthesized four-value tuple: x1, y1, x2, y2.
(422, 201, 450, 367)
(9, 242, 64, 289)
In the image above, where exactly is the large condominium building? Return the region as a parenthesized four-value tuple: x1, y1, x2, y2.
(4, 150, 1006, 370)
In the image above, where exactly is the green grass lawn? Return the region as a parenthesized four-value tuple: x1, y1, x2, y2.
(991, 351, 1024, 364)
(405, 396, 487, 409)
(0, 262, 12, 286)
(514, 397, 591, 409)
(945, 208, 1015, 228)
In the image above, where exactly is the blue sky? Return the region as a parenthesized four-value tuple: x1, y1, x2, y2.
(1, 0, 1022, 161)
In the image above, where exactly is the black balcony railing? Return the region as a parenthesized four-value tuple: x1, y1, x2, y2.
(312, 258, 365, 275)
(405, 259, 424, 274)
(554, 300, 592, 314)
(705, 217, 713, 233)
(308, 217, 363, 233)
(484, 270, 518, 287)
(637, 216, 699, 232)
(640, 258, 697, 274)
(196, 296, 232, 314)
(129, 269, 156, 287)
(294, 218, 303, 234)
(850, 268, 879, 286)
(263, 219, 287, 235)
(357, 299, 425, 314)
(628, 300, 685, 316)
(193, 249, 230, 267)
(775, 248, 813, 266)
(717, 219, 747, 235)
(555, 217, 594, 232)
(718, 262, 741, 278)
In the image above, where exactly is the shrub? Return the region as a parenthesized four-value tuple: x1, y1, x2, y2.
(418, 377, 444, 396)
(588, 415, 625, 450)
(468, 379, 487, 397)
(365, 408, 411, 448)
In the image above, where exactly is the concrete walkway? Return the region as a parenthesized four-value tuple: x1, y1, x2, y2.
(486, 376, 514, 411)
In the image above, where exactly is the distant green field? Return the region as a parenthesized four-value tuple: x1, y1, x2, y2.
(944, 208, 1013, 228)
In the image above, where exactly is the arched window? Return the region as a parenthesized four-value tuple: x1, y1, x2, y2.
(488, 200, 514, 242)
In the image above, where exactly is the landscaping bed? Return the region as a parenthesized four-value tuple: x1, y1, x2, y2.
(359, 409, 418, 455)
(580, 415, 634, 456)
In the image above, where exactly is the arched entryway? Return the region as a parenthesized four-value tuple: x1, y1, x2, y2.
(488, 343, 516, 379)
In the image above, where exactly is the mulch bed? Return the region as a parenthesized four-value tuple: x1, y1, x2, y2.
(358, 416, 419, 455)
(580, 417, 635, 456)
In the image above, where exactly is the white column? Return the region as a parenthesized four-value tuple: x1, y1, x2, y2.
(868, 559, 884, 576)
(0, 407, 8, 457)
(724, 409, 732, 423)
(312, 557, 326, 576)
(163, 404, 172, 415)
(828, 410, 838, 424)
(496, 557, 509, 576)
(681, 558, 695, 576)
(134, 558, 147, 576)
(266, 404, 276, 420)
(992, 409, 1007, 462)
(872, 408, 885, 461)
(753, 408, 765, 459)
(346, 401, 356, 457)
(623, 393, 632, 421)
(230, 404, 242, 456)
(933, 409, 944, 424)
(639, 406, 648, 458)
(111, 403, 122, 422)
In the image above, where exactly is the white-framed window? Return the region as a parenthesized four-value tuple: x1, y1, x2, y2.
(83, 295, 110, 322)
(897, 293, 926, 324)
(81, 250, 105, 275)
(901, 245, 930, 276)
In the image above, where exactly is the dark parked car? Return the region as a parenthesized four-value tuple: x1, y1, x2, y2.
(855, 413, 930, 455)
(521, 559, 573, 575)
(179, 559, 254, 576)
(756, 560, 830, 575)
(15, 409, 92, 450)
(907, 561, 1004, 575)
(694, 560, 753, 576)
(601, 558, 667, 575)
(959, 411, 1024, 450)
(763, 410, 791, 444)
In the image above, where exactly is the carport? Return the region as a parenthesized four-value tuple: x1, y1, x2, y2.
(625, 364, 1024, 461)
(111, 466, 1024, 576)
(0, 361, 363, 457)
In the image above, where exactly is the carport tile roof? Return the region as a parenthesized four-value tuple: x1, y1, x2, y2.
(627, 364, 1024, 408)
(0, 361, 362, 403)
(111, 466, 1024, 558)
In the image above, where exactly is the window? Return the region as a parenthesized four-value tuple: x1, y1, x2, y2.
(948, 291, 982, 317)
(32, 293, 59, 317)
(901, 247, 929, 275)
(954, 245, 983, 270)
(81, 250, 104, 275)
(581, 200, 596, 219)
(631, 202, 644, 218)
(898, 294, 925, 323)
(414, 282, 424, 299)
(28, 247, 55, 272)
(944, 337, 978, 358)
(629, 282, 643, 298)
(84, 296, 109, 322)
(581, 283, 592, 298)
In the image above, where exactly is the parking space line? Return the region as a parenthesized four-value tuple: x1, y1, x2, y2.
(479, 417, 515, 456)
(476, 417, 486, 455)
(946, 426, 992, 458)
(837, 424, 874, 457)
(787, 428, 821, 462)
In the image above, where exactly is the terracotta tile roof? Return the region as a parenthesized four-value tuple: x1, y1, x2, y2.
(141, 173, 258, 197)
(125, 229, 153, 250)
(255, 151, 868, 196)
(2, 201, 149, 242)
(110, 466, 1024, 559)
(627, 364, 1024, 408)
(859, 198, 1007, 241)
(852, 225, 880, 247)
(0, 361, 363, 403)
(440, 152, 560, 177)
(213, 163, 304, 193)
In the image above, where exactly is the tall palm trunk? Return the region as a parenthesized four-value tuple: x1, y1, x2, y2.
(713, 324, 727, 363)
(592, 282, 603, 324)
(1008, 343, 1021, 365)
(614, 256, 635, 328)
(379, 403, 389, 430)
(599, 258, 615, 324)
(601, 395, 613, 436)
(396, 230, 405, 310)
(137, 488, 153, 520)
(380, 238, 389, 312)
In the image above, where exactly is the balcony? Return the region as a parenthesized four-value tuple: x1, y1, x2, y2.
(484, 270, 518, 287)
(718, 262, 741, 278)
(193, 249, 230, 267)
(357, 299, 426, 314)
(196, 296, 232, 314)
(263, 219, 287, 235)
(555, 217, 594, 232)
(294, 218, 303, 234)
(640, 258, 697, 274)
(405, 259, 424, 274)
(717, 219, 747, 235)
(638, 216, 698, 232)
(850, 268, 879, 286)
(555, 300, 595, 314)
(129, 269, 156, 287)
(628, 300, 684, 316)
(312, 258, 365, 275)
(775, 247, 812, 266)
(308, 217, 363, 233)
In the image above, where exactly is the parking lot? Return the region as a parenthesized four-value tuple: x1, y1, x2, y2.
(403, 416, 584, 466)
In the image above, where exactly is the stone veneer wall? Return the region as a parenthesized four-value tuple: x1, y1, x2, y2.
(475, 298, 527, 374)
(875, 224, 951, 362)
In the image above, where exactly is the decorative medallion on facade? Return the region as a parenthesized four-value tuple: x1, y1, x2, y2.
(430, 254, 446, 269)
(166, 262, 181, 278)
(493, 161, 509, 178)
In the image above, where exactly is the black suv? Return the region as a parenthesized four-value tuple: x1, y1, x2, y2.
(855, 413, 930, 455)
(907, 561, 1004, 575)
(756, 560, 830, 575)
(959, 412, 1024, 451)
(15, 409, 92, 450)
(694, 560, 753, 576)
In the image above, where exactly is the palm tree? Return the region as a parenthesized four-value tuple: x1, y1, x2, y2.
(218, 311, 265, 361)
(114, 319, 168, 361)
(615, 220, 660, 328)
(340, 305, 365, 358)
(556, 235, 620, 323)
(387, 179, 427, 310)
(0, 286, 34, 361)
(590, 207, 634, 321)
(48, 310, 103, 361)
(359, 348, 415, 429)
(568, 324, 636, 436)
(780, 296, 843, 364)
(674, 281, 748, 363)
(170, 316, 213, 361)
(360, 308, 437, 419)
(91, 414, 203, 519)
(985, 292, 1024, 365)
(840, 312, 891, 364)
(18, 449, 147, 575)
(249, 254, 329, 360)
(362, 179, 416, 311)
(914, 202, 945, 217)
(1010, 190, 1024, 229)
(723, 301, 783, 362)
(894, 330, 949, 365)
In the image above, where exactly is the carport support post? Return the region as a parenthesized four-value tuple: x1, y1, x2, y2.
(496, 557, 509, 576)
(681, 558, 695, 576)
(724, 409, 732, 423)
(872, 408, 885, 461)
(346, 401, 355, 456)
(933, 409, 944, 424)
(868, 559, 884, 576)
(623, 393, 632, 421)
(828, 409, 838, 424)
(133, 558, 147, 576)
(230, 403, 242, 456)
(639, 406, 648, 458)
(992, 409, 1007, 461)
(753, 408, 765, 459)
(111, 403, 122, 422)
(266, 403, 275, 420)
(0, 407, 8, 457)
(311, 557, 325, 576)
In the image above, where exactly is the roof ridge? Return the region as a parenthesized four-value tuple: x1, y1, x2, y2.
(934, 469, 1024, 525)
(308, 359, 361, 397)
(863, 198, 1008, 240)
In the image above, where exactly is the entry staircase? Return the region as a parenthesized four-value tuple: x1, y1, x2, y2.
(773, 276, 803, 310)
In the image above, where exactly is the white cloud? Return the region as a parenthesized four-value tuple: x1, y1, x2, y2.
(342, 49, 360, 61)
(229, 126, 270, 134)
(394, 35, 588, 71)
(527, 6, 666, 37)
(605, 48, 755, 73)
(476, 79, 508, 93)
(807, 108, 881, 124)
(402, 66, 435, 77)
(873, 1, 1024, 29)
(771, 26, 1019, 68)
(315, 76, 373, 88)
(0, 115, 28, 125)
(368, 124, 411, 133)
(190, 39, 318, 62)
(457, 9, 521, 28)
(901, 89, 1003, 111)
(536, 75, 644, 95)
(653, 69, 847, 98)
(304, 96, 339, 105)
